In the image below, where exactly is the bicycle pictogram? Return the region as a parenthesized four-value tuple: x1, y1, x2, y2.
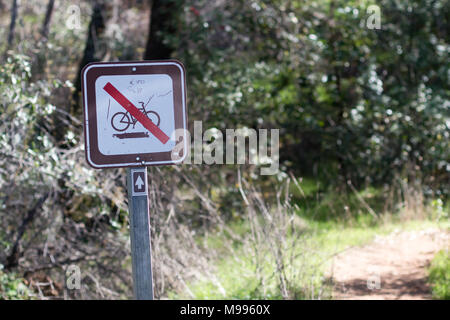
(111, 96, 160, 132)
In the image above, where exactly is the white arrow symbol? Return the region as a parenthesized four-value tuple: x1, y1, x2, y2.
(135, 176, 145, 189)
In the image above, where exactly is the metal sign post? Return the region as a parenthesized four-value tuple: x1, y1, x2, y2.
(81, 60, 188, 300)
(127, 167, 153, 300)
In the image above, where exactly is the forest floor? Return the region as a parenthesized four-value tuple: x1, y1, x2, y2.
(330, 228, 449, 299)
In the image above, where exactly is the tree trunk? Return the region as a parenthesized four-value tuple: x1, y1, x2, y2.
(4, 0, 18, 58)
(144, 0, 182, 60)
(41, 0, 55, 40)
(5, 193, 49, 270)
(31, 0, 56, 81)
(72, 2, 106, 114)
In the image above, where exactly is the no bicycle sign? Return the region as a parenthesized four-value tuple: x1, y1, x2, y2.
(81, 60, 188, 168)
(81, 60, 189, 299)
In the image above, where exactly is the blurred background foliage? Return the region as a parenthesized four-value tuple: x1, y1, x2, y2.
(0, 0, 448, 299)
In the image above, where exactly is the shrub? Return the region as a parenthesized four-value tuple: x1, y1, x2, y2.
(428, 250, 450, 299)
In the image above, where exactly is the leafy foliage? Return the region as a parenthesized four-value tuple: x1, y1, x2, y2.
(0, 0, 448, 300)
(428, 250, 450, 300)
(171, 0, 450, 194)
(0, 264, 32, 300)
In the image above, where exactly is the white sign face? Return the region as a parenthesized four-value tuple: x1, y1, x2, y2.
(82, 61, 188, 168)
(95, 74, 176, 155)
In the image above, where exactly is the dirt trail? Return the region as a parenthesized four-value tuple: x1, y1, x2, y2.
(330, 228, 449, 300)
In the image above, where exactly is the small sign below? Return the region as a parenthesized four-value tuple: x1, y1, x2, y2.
(131, 168, 147, 197)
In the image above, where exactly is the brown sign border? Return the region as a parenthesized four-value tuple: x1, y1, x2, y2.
(81, 60, 188, 169)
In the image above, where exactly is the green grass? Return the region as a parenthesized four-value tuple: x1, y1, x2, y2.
(169, 180, 449, 300)
(171, 215, 446, 299)
(291, 185, 387, 223)
(0, 265, 32, 300)
(428, 250, 450, 300)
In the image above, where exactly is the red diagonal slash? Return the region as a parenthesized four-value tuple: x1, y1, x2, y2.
(103, 82, 169, 144)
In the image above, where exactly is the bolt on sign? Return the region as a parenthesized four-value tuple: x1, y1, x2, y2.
(81, 60, 188, 168)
